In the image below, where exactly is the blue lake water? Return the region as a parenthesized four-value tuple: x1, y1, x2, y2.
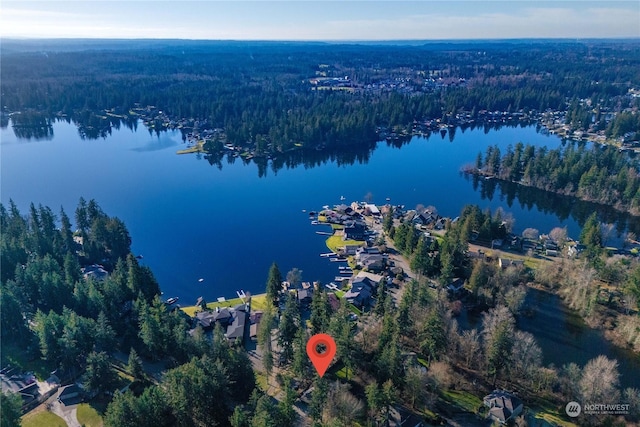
(3, 118, 640, 387)
(0, 120, 633, 303)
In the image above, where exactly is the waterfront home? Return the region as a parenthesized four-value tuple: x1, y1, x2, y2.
(194, 307, 232, 329)
(483, 390, 523, 425)
(364, 203, 381, 216)
(249, 311, 263, 341)
(359, 253, 385, 272)
(225, 310, 247, 342)
(344, 223, 366, 241)
(342, 244, 365, 255)
(297, 288, 313, 306)
(412, 211, 438, 227)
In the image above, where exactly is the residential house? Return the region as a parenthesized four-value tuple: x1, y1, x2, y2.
(343, 244, 364, 255)
(225, 310, 247, 342)
(297, 288, 313, 306)
(58, 384, 82, 406)
(412, 211, 437, 227)
(446, 277, 465, 295)
(249, 311, 263, 341)
(194, 307, 232, 330)
(344, 271, 383, 308)
(81, 264, 108, 281)
(483, 390, 523, 425)
(364, 203, 381, 216)
(355, 246, 380, 261)
(359, 253, 385, 272)
(344, 223, 366, 241)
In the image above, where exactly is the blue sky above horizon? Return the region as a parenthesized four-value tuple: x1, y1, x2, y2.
(1, 1, 639, 40)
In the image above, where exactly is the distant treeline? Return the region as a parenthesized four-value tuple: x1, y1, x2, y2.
(2, 40, 639, 151)
(472, 142, 640, 215)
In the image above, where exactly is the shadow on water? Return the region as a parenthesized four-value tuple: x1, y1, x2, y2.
(458, 288, 640, 389)
(467, 173, 640, 242)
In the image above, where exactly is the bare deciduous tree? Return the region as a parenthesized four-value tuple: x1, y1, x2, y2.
(459, 329, 482, 369)
(579, 355, 620, 405)
(549, 226, 568, 245)
(522, 228, 539, 240)
(511, 331, 542, 382)
(323, 381, 365, 426)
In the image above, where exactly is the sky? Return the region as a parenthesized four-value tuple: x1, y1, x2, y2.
(1, 1, 639, 41)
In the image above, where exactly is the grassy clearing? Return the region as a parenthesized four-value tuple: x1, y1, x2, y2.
(249, 294, 269, 311)
(181, 296, 245, 317)
(325, 234, 364, 253)
(77, 403, 104, 427)
(21, 409, 67, 427)
(441, 389, 483, 414)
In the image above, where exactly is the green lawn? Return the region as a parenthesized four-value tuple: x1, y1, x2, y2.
(440, 389, 483, 414)
(249, 294, 269, 312)
(325, 234, 364, 253)
(21, 409, 66, 427)
(528, 399, 578, 427)
(77, 403, 104, 427)
(181, 296, 245, 316)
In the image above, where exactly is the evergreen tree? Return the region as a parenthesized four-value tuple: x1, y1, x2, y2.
(127, 347, 144, 380)
(266, 262, 282, 307)
(278, 293, 300, 364)
(0, 392, 22, 427)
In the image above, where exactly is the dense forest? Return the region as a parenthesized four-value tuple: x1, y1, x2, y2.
(2, 200, 640, 426)
(2, 39, 639, 153)
(470, 141, 640, 215)
(0, 200, 256, 426)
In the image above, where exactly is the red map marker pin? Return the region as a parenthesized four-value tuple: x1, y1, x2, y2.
(306, 333, 336, 377)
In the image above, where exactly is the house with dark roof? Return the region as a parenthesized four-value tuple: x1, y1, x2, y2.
(327, 293, 340, 311)
(344, 223, 366, 241)
(446, 277, 465, 295)
(194, 307, 233, 330)
(297, 288, 313, 306)
(412, 211, 437, 227)
(58, 384, 82, 406)
(344, 273, 380, 308)
(81, 264, 108, 281)
(225, 310, 247, 342)
(249, 311, 263, 341)
(483, 390, 523, 424)
(359, 253, 385, 272)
